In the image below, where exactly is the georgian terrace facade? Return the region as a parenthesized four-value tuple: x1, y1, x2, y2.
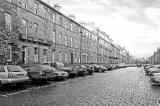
(0, 0, 101, 65)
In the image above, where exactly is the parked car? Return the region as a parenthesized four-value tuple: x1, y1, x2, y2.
(51, 67, 68, 80)
(70, 64, 87, 76)
(145, 65, 155, 75)
(43, 62, 68, 79)
(118, 63, 126, 68)
(104, 64, 113, 71)
(112, 64, 119, 69)
(92, 64, 101, 72)
(137, 64, 142, 67)
(150, 73, 160, 84)
(0, 65, 29, 87)
(99, 65, 108, 72)
(148, 65, 160, 76)
(20, 64, 55, 82)
(84, 64, 94, 74)
(47, 62, 78, 77)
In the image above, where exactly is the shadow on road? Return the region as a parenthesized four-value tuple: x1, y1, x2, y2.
(151, 84, 160, 90)
(0, 81, 52, 95)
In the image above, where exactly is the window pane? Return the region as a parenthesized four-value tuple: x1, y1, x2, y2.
(34, 23, 38, 32)
(34, 2, 38, 14)
(71, 23, 73, 31)
(22, 19, 28, 36)
(7, 66, 25, 72)
(59, 33, 62, 44)
(34, 47, 39, 62)
(60, 17, 63, 26)
(5, 13, 12, 31)
(65, 35, 68, 46)
(51, 31, 55, 43)
(43, 49, 47, 62)
(71, 37, 73, 47)
(75, 38, 77, 48)
(59, 53, 62, 62)
(44, 8, 47, 19)
(52, 13, 56, 23)
(52, 52, 55, 62)
(65, 53, 67, 62)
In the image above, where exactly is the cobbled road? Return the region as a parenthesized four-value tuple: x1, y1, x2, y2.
(0, 67, 160, 106)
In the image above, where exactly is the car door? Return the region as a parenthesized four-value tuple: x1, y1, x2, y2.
(0, 66, 8, 79)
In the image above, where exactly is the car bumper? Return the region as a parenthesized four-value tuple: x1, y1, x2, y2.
(68, 72, 77, 77)
(30, 75, 54, 81)
(1, 77, 29, 84)
(54, 74, 68, 79)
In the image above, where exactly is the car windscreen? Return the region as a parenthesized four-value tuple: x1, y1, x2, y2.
(81, 65, 86, 68)
(56, 63, 64, 68)
(43, 63, 49, 65)
(7, 66, 26, 72)
(38, 65, 54, 72)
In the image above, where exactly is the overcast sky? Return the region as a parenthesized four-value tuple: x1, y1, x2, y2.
(44, 0, 160, 59)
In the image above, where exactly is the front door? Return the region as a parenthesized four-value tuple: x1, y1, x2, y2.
(22, 46, 27, 64)
(71, 53, 73, 64)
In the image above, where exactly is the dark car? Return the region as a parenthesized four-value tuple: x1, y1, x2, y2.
(48, 62, 77, 77)
(70, 64, 87, 76)
(112, 64, 119, 69)
(43, 62, 68, 80)
(145, 65, 155, 75)
(99, 65, 108, 72)
(137, 64, 142, 67)
(104, 64, 113, 71)
(20, 64, 55, 82)
(84, 64, 94, 74)
(92, 64, 101, 72)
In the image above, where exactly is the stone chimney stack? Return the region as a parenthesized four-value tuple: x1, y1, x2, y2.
(54, 4, 61, 12)
(68, 14, 76, 21)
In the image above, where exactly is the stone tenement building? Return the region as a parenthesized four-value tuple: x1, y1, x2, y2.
(148, 48, 160, 65)
(0, 0, 132, 65)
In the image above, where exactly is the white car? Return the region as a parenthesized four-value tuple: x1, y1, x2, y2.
(0, 65, 29, 86)
(150, 73, 160, 84)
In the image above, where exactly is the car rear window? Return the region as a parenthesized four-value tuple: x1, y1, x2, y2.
(41, 65, 52, 70)
(81, 65, 86, 68)
(43, 63, 49, 65)
(7, 66, 25, 72)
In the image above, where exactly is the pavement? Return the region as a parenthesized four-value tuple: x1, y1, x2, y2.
(0, 67, 160, 106)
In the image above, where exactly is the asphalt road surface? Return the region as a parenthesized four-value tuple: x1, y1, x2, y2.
(0, 67, 160, 106)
